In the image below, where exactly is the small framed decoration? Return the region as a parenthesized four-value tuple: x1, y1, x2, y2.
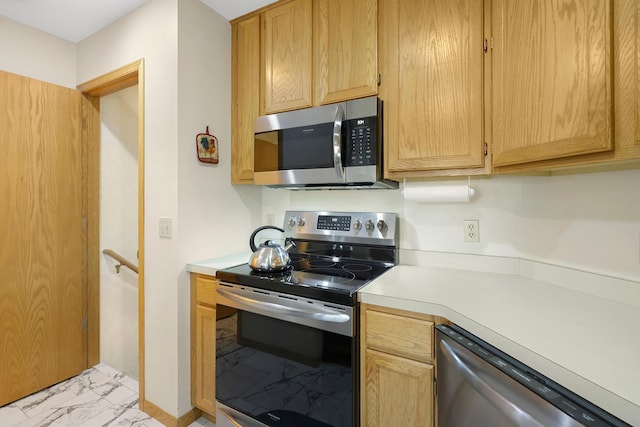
(196, 126, 218, 164)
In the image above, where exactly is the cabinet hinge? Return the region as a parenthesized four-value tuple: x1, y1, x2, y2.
(82, 317, 87, 332)
(433, 377, 438, 396)
(377, 74, 381, 86)
(484, 142, 488, 156)
(483, 38, 488, 53)
(81, 217, 87, 231)
(82, 118, 87, 130)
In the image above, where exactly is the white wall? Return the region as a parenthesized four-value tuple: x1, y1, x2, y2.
(0, 16, 76, 88)
(264, 168, 640, 282)
(176, 0, 262, 414)
(77, 0, 182, 414)
(77, 0, 261, 417)
(100, 86, 139, 379)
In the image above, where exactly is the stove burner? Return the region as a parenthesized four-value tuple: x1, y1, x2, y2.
(293, 268, 356, 288)
(342, 263, 373, 272)
(306, 259, 337, 268)
(250, 264, 293, 277)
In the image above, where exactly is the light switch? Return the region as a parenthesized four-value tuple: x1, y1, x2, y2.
(159, 217, 172, 238)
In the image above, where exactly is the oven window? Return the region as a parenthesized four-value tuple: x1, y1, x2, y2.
(217, 305, 353, 427)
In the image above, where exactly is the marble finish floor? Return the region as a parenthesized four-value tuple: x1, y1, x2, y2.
(0, 363, 215, 427)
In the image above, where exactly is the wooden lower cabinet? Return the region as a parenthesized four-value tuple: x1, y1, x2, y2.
(361, 304, 445, 427)
(190, 274, 218, 417)
(363, 349, 434, 427)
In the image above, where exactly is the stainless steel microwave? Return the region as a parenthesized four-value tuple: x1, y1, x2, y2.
(253, 96, 398, 189)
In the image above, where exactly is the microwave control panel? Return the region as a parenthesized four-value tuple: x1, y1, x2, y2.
(346, 116, 377, 167)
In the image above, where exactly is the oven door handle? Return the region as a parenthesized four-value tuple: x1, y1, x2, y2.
(333, 103, 346, 183)
(217, 287, 350, 324)
(218, 407, 243, 427)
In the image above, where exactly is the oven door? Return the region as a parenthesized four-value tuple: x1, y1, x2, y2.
(216, 283, 357, 427)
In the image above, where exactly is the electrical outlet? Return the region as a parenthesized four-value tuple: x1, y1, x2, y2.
(464, 220, 479, 242)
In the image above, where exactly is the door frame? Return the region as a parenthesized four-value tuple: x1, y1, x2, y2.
(77, 59, 146, 403)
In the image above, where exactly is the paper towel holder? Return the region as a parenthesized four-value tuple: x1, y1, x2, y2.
(402, 177, 476, 203)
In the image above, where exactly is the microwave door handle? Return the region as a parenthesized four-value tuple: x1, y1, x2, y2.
(333, 104, 346, 182)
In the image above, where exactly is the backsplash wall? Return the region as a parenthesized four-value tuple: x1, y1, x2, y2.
(262, 168, 640, 282)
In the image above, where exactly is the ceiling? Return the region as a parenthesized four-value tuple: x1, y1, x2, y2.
(0, 0, 277, 43)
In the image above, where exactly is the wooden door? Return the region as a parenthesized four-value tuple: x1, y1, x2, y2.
(492, 0, 612, 167)
(314, 0, 378, 105)
(363, 349, 434, 427)
(232, 16, 261, 184)
(0, 70, 86, 405)
(262, 0, 313, 114)
(380, 0, 485, 176)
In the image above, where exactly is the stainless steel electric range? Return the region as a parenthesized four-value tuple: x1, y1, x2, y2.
(215, 210, 398, 427)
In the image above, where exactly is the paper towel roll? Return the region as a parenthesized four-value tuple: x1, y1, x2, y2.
(402, 184, 475, 203)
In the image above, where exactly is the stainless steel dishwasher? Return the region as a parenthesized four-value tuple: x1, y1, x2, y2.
(436, 325, 631, 427)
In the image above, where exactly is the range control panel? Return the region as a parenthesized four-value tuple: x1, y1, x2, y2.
(284, 210, 397, 246)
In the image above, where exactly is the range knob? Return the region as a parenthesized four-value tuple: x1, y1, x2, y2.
(297, 217, 306, 226)
(288, 216, 297, 227)
(377, 220, 388, 232)
(353, 219, 362, 230)
(364, 219, 375, 232)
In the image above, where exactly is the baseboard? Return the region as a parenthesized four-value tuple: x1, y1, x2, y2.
(201, 410, 216, 424)
(141, 399, 202, 427)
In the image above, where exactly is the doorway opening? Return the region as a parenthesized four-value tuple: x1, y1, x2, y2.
(99, 85, 139, 378)
(77, 59, 146, 404)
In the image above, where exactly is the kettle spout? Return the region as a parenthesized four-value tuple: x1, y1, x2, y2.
(283, 238, 296, 252)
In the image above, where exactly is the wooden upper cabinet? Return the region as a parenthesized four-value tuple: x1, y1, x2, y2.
(262, 0, 313, 114)
(314, 0, 378, 105)
(491, 0, 613, 168)
(603, 0, 640, 163)
(380, 0, 486, 176)
(231, 16, 260, 184)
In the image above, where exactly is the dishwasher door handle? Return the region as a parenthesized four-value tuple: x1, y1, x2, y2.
(440, 339, 545, 427)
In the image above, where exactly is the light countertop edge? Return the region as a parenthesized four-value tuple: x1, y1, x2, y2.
(358, 265, 640, 426)
(186, 252, 251, 276)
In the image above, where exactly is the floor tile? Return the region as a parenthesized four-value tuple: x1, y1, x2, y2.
(1, 365, 216, 427)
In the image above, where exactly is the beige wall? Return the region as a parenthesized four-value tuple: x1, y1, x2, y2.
(175, 0, 262, 414)
(77, 0, 261, 417)
(0, 16, 76, 88)
(264, 167, 640, 282)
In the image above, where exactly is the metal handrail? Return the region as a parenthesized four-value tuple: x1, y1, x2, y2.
(103, 249, 138, 274)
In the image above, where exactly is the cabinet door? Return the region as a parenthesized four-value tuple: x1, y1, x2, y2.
(492, 0, 612, 167)
(231, 16, 260, 184)
(363, 349, 434, 427)
(262, 0, 313, 113)
(314, 0, 378, 105)
(380, 0, 485, 175)
(617, 0, 640, 149)
(194, 303, 216, 415)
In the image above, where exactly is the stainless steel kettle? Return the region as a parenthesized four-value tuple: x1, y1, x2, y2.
(248, 225, 296, 272)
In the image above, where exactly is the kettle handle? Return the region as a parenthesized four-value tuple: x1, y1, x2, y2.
(250, 225, 285, 252)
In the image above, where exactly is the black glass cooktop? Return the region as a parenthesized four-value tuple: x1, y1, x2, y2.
(216, 253, 393, 306)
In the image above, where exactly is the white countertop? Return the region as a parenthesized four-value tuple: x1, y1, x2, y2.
(359, 262, 640, 426)
(187, 250, 640, 425)
(186, 252, 251, 275)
